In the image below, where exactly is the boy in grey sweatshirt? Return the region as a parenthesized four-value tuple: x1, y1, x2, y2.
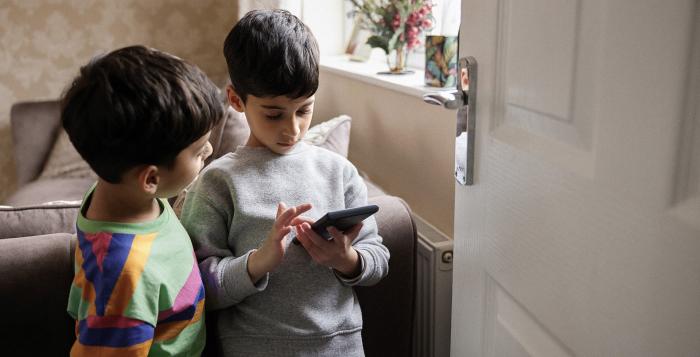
(179, 9, 390, 357)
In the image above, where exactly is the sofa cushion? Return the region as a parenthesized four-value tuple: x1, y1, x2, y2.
(4, 177, 94, 206)
(0, 201, 81, 239)
(0, 233, 76, 353)
(10, 100, 62, 187)
(37, 129, 96, 181)
(303, 115, 352, 157)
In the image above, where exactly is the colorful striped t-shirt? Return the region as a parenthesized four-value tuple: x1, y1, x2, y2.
(67, 192, 205, 356)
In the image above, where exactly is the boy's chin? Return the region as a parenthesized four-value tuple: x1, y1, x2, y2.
(270, 141, 298, 154)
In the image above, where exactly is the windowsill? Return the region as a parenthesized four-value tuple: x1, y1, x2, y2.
(319, 54, 454, 98)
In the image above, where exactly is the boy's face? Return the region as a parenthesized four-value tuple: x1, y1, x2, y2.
(156, 132, 213, 198)
(228, 86, 314, 154)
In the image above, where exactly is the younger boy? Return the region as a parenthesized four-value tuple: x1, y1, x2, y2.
(180, 10, 390, 356)
(63, 45, 224, 356)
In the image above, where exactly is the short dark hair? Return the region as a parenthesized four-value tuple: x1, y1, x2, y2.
(223, 9, 319, 101)
(61, 45, 224, 183)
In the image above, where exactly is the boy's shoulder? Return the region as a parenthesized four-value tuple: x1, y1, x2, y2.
(75, 199, 188, 258)
(199, 152, 239, 178)
(189, 153, 239, 195)
(75, 214, 193, 275)
(306, 142, 349, 161)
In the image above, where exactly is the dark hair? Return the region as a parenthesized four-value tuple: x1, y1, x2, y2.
(61, 45, 224, 183)
(223, 9, 319, 101)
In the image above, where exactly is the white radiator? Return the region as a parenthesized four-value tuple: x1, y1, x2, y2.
(413, 216, 454, 357)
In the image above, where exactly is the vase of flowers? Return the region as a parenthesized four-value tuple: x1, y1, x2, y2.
(349, 0, 434, 74)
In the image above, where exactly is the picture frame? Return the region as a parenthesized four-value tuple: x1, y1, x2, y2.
(425, 35, 459, 87)
(345, 20, 372, 62)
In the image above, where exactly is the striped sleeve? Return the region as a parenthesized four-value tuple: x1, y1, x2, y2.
(69, 231, 159, 356)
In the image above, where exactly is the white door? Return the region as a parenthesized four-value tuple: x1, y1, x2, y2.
(451, 0, 700, 356)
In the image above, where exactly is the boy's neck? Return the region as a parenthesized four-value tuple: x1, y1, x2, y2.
(85, 180, 161, 223)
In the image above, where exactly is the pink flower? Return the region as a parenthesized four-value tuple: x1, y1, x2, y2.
(407, 14, 417, 25)
(422, 19, 432, 29)
(407, 37, 421, 50)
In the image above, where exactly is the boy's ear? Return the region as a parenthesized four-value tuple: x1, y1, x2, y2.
(137, 165, 160, 195)
(227, 85, 245, 113)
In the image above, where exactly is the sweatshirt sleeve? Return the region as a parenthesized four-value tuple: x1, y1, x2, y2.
(180, 167, 268, 310)
(335, 163, 390, 286)
(68, 243, 155, 356)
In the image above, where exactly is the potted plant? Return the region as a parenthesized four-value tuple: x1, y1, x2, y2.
(349, 0, 434, 74)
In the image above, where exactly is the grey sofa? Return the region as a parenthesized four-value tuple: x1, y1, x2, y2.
(0, 100, 417, 357)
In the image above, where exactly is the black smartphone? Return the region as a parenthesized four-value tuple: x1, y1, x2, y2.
(292, 204, 379, 244)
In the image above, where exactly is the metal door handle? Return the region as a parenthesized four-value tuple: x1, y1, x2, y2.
(422, 90, 465, 110)
(422, 57, 477, 185)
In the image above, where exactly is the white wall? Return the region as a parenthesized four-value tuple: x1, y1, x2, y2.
(0, 0, 235, 202)
(315, 69, 456, 236)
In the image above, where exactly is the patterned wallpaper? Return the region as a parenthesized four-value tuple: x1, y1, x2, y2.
(0, 0, 238, 201)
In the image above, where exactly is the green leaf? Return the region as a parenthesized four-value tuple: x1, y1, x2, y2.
(387, 28, 403, 51)
(367, 35, 389, 53)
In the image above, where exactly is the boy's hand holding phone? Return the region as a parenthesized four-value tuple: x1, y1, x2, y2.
(295, 222, 363, 278)
(247, 202, 312, 283)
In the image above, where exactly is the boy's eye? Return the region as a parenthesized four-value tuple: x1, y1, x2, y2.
(266, 113, 283, 120)
(297, 109, 311, 116)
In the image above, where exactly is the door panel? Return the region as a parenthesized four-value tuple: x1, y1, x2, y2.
(673, 10, 700, 229)
(451, 0, 700, 356)
(484, 276, 575, 357)
(493, 0, 598, 177)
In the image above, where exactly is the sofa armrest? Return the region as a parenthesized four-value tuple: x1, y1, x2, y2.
(0, 233, 76, 354)
(359, 194, 417, 357)
(10, 100, 62, 188)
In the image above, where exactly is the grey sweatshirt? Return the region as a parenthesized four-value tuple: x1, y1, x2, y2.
(180, 142, 390, 357)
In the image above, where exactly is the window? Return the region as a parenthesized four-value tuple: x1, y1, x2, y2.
(286, 0, 460, 65)
(279, 0, 348, 55)
(286, 0, 462, 94)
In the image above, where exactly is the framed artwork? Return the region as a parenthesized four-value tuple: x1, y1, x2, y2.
(345, 20, 372, 62)
(425, 35, 459, 87)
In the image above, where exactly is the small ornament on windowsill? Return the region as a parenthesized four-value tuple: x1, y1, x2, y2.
(349, 0, 434, 75)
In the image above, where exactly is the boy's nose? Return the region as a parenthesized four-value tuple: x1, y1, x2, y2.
(285, 116, 301, 137)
